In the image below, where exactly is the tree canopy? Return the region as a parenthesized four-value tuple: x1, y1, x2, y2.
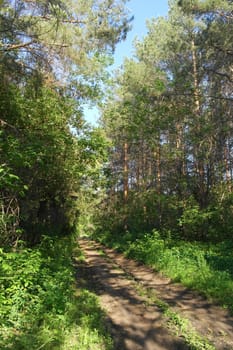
(97, 0, 233, 242)
(0, 0, 131, 245)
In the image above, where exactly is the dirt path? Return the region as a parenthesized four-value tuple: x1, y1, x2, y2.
(77, 239, 233, 350)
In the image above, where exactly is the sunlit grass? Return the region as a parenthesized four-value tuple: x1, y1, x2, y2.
(0, 236, 113, 350)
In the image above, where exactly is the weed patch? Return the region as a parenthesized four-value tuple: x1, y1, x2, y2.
(0, 236, 113, 349)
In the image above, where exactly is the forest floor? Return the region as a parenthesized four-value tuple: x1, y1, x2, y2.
(76, 239, 233, 350)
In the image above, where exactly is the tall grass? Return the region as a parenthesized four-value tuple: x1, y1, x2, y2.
(0, 235, 113, 350)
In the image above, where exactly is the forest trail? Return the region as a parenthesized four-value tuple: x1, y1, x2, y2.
(77, 239, 233, 350)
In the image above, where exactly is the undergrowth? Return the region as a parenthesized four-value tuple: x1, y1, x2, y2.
(0, 235, 113, 350)
(94, 230, 233, 313)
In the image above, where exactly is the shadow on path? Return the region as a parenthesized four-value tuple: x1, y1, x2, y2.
(91, 241, 233, 350)
(76, 241, 189, 350)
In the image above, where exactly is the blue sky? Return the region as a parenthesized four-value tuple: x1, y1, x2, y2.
(84, 0, 169, 125)
(114, 0, 169, 67)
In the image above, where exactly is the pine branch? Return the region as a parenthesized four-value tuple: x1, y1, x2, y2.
(1, 41, 35, 51)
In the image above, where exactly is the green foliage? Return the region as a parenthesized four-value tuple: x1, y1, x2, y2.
(0, 0, 131, 87)
(0, 164, 25, 246)
(0, 236, 113, 349)
(178, 189, 233, 241)
(97, 0, 233, 244)
(178, 199, 214, 241)
(0, 83, 82, 243)
(126, 231, 166, 265)
(0, 0, 132, 246)
(96, 185, 233, 243)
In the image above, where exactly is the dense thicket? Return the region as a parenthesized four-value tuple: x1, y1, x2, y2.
(97, 0, 233, 242)
(0, 0, 131, 246)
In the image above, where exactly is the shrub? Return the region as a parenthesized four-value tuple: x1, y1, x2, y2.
(0, 236, 113, 349)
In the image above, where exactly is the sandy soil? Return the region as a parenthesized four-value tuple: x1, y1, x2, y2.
(77, 239, 233, 350)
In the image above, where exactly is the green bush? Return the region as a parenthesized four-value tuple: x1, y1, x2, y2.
(0, 236, 113, 349)
(127, 231, 165, 265)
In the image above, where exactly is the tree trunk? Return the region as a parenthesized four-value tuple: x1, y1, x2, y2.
(123, 142, 129, 203)
(192, 38, 206, 207)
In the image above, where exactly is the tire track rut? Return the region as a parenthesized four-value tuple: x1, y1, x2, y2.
(77, 239, 233, 350)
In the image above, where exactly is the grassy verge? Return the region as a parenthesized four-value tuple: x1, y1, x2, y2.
(93, 230, 233, 313)
(0, 235, 113, 350)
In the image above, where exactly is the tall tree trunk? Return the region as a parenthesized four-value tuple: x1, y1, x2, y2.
(123, 141, 129, 230)
(224, 141, 231, 190)
(123, 142, 129, 203)
(156, 144, 161, 195)
(192, 38, 206, 207)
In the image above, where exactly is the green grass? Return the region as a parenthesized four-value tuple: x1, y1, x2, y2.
(94, 230, 233, 313)
(0, 235, 113, 350)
